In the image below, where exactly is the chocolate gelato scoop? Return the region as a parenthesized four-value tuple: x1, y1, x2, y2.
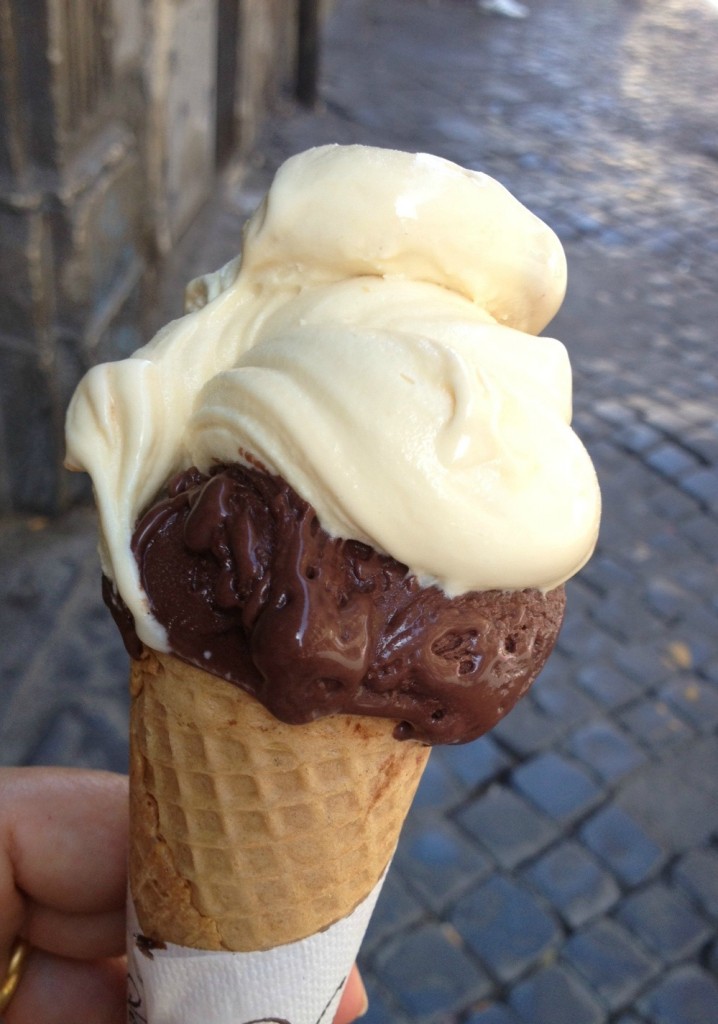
(106, 463, 565, 745)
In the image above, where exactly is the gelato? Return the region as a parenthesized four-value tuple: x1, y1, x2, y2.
(65, 144, 600, 1020)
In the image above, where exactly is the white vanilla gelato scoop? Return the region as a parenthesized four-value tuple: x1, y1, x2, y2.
(65, 144, 601, 652)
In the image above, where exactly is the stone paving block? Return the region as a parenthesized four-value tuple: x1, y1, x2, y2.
(642, 520, 699, 561)
(670, 555, 718, 597)
(562, 919, 659, 1012)
(76, 605, 128, 663)
(511, 752, 604, 823)
(637, 964, 718, 1024)
(683, 428, 718, 466)
(660, 677, 718, 732)
(645, 442, 702, 481)
(462, 1003, 518, 1019)
(490, 699, 564, 759)
(554, 612, 609, 663)
(681, 466, 718, 510)
(632, 529, 689, 571)
(0, 692, 59, 768)
(672, 396, 717, 425)
(583, 440, 625, 476)
(567, 720, 647, 783)
(1, 618, 129, 766)
(645, 576, 693, 621)
(28, 703, 128, 773)
(410, 751, 465, 815)
(594, 399, 638, 426)
(576, 662, 642, 710)
(616, 737, 718, 854)
(438, 734, 511, 792)
(618, 699, 692, 751)
(93, 643, 132, 697)
(579, 805, 665, 887)
(361, 977, 409, 1024)
(361, 866, 425, 953)
(523, 840, 620, 929)
(394, 819, 492, 914)
(641, 404, 696, 437)
(624, 392, 663, 418)
(507, 964, 606, 1024)
(465, 1004, 521, 1024)
(615, 421, 663, 454)
(681, 513, 718, 560)
(0, 528, 93, 696)
(708, 937, 718, 974)
(589, 592, 661, 643)
(455, 785, 559, 870)
(0, 514, 96, 601)
(673, 847, 718, 918)
(612, 642, 673, 692)
(705, 656, 718, 685)
(570, 408, 599, 439)
(651, 481, 704, 524)
(563, 577, 595, 611)
(577, 554, 636, 596)
(451, 875, 562, 985)
(531, 666, 599, 729)
(615, 881, 713, 963)
(371, 922, 492, 1021)
(44, 627, 122, 695)
(663, 613, 718, 673)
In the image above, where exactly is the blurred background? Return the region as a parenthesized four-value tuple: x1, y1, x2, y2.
(1, 1, 718, 1022)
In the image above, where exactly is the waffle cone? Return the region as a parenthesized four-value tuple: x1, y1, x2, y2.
(129, 649, 430, 952)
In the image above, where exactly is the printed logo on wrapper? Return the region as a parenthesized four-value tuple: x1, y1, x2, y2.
(126, 868, 388, 1024)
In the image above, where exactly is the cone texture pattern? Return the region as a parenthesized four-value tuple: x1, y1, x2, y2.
(130, 650, 430, 952)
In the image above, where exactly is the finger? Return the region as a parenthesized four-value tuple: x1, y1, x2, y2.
(0, 859, 24, 972)
(4, 948, 126, 1024)
(21, 904, 125, 961)
(334, 964, 368, 1024)
(0, 768, 128, 916)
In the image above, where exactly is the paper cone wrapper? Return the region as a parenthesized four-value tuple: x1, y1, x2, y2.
(127, 871, 385, 1024)
(128, 649, 430, 1022)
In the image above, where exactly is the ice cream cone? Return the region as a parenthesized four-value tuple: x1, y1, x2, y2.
(129, 648, 430, 953)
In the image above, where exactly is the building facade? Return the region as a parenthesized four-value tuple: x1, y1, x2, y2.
(0, 0, 310, 514)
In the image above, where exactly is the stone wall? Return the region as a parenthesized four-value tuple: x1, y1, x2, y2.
(0, 0, 313, 515)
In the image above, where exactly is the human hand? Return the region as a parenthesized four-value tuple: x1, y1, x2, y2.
(0, 767, 367, 1024)
(0, 768, 128, 1023)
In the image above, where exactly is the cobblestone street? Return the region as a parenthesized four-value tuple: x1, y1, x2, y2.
(2, 0, 718, 1021)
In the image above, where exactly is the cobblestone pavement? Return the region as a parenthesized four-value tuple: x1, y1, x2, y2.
(2, 1, 718, 1021)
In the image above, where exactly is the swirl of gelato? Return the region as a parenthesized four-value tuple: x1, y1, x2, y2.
(65, 144, 600, 653)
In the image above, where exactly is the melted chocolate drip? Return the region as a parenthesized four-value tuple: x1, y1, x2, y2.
(106, 464, 565, 745)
